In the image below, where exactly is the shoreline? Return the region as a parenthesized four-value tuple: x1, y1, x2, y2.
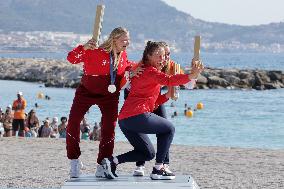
(0, 58, 283, 90)
(1, 137, 283, 188)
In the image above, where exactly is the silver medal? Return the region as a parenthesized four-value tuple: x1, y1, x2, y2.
(108, 84, 116, 93)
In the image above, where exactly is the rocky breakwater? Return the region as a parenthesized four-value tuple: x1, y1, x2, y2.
(0, 58, 81, 88)
(0, 58, 283, 90)
(193, 67, 284, 90)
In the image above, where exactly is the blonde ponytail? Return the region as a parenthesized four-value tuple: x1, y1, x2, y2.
(99, 27, 128, 70)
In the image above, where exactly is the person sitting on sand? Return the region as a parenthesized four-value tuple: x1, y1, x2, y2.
(25, 109, 40, 137)
(2, 105, 13, 137)
(50, 117, 59, 138)
(101, 41, 204, 180)
(58, 117, 67, 138)
(40, 119, 52, 138)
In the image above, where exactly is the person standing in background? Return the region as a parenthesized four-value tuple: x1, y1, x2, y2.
(12, 91, 27, 137)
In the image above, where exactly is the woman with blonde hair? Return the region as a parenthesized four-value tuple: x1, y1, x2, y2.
(66, 27, 136, 178)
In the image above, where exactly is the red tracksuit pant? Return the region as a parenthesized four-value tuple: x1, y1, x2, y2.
(66, 75, 121, 164)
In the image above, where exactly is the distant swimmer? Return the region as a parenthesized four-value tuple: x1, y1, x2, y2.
(45, 95, 51, 100)
(173, 111, 178, 116)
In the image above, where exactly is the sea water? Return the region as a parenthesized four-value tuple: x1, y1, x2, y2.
(0, 52, 283, 149)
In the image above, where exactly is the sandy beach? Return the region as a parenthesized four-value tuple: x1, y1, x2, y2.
(0, 137, 283, 189)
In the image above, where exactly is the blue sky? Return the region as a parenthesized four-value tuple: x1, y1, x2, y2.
(161, 0, 284, 26)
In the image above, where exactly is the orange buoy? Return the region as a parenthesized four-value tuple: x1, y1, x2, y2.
(196, 102, 204, 110)
(186, 110, 193, 118)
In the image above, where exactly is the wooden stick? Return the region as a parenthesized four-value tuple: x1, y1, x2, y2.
(194, 36, 201, 60)
(170, 63, 175, 99)
(177, 64, 181, 74)
(170, 63, 181, 100)
(93, 5, 105, 47)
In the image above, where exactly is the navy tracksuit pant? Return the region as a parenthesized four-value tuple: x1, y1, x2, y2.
(117, 112, 175, 164)
(123, 89, 170, 166)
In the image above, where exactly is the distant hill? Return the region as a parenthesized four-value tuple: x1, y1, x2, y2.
(1, 0, 284, 52)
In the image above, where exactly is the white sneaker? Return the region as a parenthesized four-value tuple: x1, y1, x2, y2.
(70, 159, 81, 178)
(95, 164, 105, 178)
(133, 166, 145, 176)
(163, 164, 173, 174)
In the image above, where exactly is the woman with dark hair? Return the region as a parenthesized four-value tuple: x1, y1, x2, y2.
(58, 116, 67, 138)
(25, 109, 40, 137)
(66, 27, 138, 178)
(101, 41, 204, 180)
(132, 42, 172, 176)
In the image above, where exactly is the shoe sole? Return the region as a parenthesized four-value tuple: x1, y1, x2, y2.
(70, 175, 79, 178)
(133, 171, 144, 177)
(95, 174, 104, 178)
(102, 159, 116, 179)
(70, 172, 80, 178)
(150, 174, 175, 180)
(95, 170, 105, 178)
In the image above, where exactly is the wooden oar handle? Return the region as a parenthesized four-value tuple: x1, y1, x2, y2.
(169, 62, 181, 100)
(194, 36, 201, 60)
(93, 5, 105, 47)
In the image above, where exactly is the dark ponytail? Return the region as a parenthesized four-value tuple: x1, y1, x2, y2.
(142, 41, 164, 65)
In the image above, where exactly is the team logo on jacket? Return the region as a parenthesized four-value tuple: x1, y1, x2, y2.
(120, 71, 130, 90)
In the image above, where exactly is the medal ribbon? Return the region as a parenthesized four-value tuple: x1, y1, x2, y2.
(110, 53, 117, 86)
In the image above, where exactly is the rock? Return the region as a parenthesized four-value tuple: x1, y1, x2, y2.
(268, 71, 282, 81)
(264, 83, 279, 90)
(223, 75, 241, 85)
(196, 84, 209, 89)
(208, 76, 230, 87)
(264, 81, 283, 89)
(239, 71, 253, 79)
(209, 85, 225, 89)
(197, 74, 208, 84)
(254, 85, 265, 90)
(220, 69, 239, 77)
(202, 68, 221, 78)
(255, 71, 271, 83)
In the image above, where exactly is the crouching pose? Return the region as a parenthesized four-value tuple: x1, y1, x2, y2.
(101, 41, 204, 180)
